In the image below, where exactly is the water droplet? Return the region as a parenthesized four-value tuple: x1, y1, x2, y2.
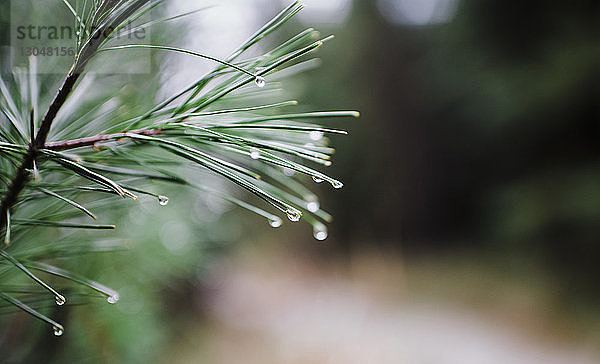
(312, 176, 324, 183)
(53, 326, 64, 336)
(55, 295, 66, 306)
(283, 168, 295, 177)
(331, 180, 344, 189)
(313, 226, 328, 241)
(255, 76, 266, 88)
(306, 201, 320, 213)
(309, 131, 324, 141)
(249, 148, 260, 160)
(158, 196, 169, 206)
(107, 294, 120, 304)
(268, 217, 282, 228)
(286, 209, 302, 222)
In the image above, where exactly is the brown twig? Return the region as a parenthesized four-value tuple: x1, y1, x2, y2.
(45, 128, 162, 151)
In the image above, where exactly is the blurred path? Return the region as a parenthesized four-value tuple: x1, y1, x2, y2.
(163, 248, 600, 364)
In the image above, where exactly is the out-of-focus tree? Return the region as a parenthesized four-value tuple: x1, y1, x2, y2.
(296, 0, 599, 297)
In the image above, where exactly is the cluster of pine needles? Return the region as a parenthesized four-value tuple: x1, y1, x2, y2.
(0, 0, 358, 336)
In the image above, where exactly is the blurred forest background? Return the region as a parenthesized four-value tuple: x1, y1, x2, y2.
(0, 0, 599, 362)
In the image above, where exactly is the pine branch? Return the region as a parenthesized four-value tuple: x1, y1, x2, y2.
(0, 1, 353, 339)
(0, 1, 151, 228)
(0, 71, 81, 228)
